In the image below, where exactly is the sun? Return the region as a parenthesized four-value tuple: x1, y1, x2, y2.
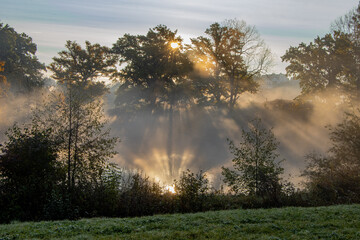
(170, 42, 179, 49)
(165, 185, 176, 194)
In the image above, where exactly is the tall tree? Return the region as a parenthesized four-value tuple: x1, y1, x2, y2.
(46, 41, 118, 191)
(0, 23, 45, 93)
(112, 25, 193, 112)
(222, 119, 284, 200)
(113, 26, 193, 176)
(189, 19, 272, 109)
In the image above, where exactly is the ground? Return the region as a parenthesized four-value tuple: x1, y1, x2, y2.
(1, 205, 360, 239)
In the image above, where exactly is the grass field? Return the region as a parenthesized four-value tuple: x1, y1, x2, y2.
(1, 204, 360, 239)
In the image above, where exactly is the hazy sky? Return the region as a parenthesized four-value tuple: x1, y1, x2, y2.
(1, 0, 359, 73)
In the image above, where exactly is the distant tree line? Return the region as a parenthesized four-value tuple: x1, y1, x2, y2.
(2, 1, 360, 223)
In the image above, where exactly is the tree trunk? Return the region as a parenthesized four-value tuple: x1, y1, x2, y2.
(67, 85, 72, 191)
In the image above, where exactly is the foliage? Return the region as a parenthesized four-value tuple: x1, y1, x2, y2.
(49, 40, 117, 98)
(189, 19, 272, 108)
(112, 25, 193, 111)
(329, 110, 360, 164)
(0, 125, 65, 222)
(1, 205, 360, 239)
(302, 110, 360, 204)
(3, 17, 360, 224)
(0, 22, 45, 93)
(222, 118, 284, 202)
(282, 32, 354, 99)
(116, 171, 169, 217)
(47, 41, 119, 192)
(33, 94, 118, 192)
(283, 3, 360, 102)
(0, 61, 9, 96)
(175, 169, 209, 212)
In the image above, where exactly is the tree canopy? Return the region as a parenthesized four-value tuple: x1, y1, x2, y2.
(49, 40, 117, 99)
(189, 20, 272, 108)
(282, 3, 360, 102)
(0, 23, 45, 93)
(112, 25, 193, 112)
(282, 32, 355, 100)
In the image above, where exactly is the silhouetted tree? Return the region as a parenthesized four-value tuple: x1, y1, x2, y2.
(189, 19, 272, 109)
(302, 110, 360, 203)
(33, 95, 118, 193)
(282, 32, 354, 100)
(112, 25, 193, 112)
(283, 2, 360, 102)
(334, 3, 360, 100)
(46, 41, 118, 192)
(0, 125, 64, 222)
(222, 119, 284, 201)
(0, 23, 45, 93)
(175, 169, 209, 212)
(49, 40, 117, 99)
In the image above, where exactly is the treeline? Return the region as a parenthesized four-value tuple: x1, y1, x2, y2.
(2, 109, 360, 223)
(1, 2, 360, 223)
(0, 20, 271, 110)
(0, 121, 300, 223)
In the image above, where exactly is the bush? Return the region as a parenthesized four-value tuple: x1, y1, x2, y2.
(0, 125, 64, 222)
(175, 169, 209, 212)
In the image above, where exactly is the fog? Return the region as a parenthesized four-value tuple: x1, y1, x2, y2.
(104, 76, 346, 187)
(0, 74, 350, 188)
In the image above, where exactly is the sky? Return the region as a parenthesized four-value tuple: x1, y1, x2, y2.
(1, 0, 359, 73)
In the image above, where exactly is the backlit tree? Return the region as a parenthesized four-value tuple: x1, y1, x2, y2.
(222, 119, 284, 200)
(189, 19, 272, 109)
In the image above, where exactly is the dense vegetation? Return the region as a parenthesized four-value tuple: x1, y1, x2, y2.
(0, 23, 45, 93)
(1, 204, 360, 239)
(1, 2, 360, 224)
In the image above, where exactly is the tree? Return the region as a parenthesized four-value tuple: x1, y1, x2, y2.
(332, 3, 360, 99)
(112, 25, 193, 176)
(45, 41, 118, 192)
(48, 40, 117, 99)
(0, 125, 64, 222)
(222, 119, 284, 200)
(283, 2, 360, 102)
(112, 25, 193, 112)
(0, 23, 45, 93)
(302, 110, 360, 203)
(189, 19, 272, 109)
(175, 169, 209, 212)
(282, 32, 355, 100)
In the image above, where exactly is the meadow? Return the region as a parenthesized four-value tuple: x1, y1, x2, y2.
(1, 204, 359, 240)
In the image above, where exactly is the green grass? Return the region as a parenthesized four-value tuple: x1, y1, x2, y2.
(1, 205, 360, 239)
